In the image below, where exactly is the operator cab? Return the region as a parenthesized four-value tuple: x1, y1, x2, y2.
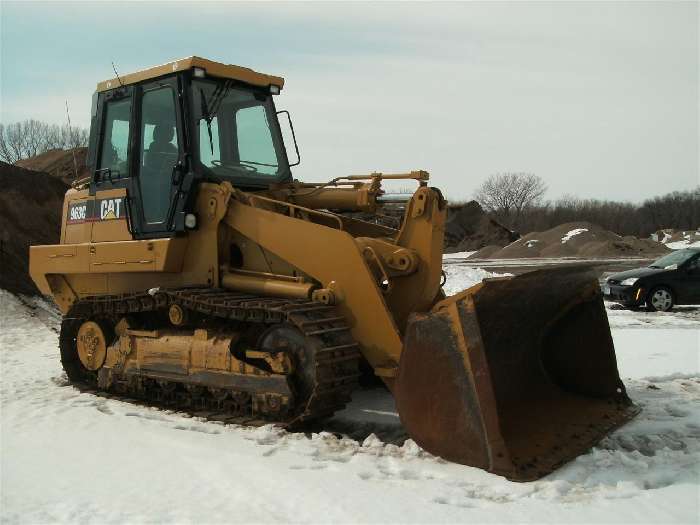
(87, 56, 294, 239)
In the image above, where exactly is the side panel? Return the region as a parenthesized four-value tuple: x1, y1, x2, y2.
(29, 183, 227, 313)
(61, 188, 133, 244)
(62, 189, 93, 245)
(91, 188, 132, 242)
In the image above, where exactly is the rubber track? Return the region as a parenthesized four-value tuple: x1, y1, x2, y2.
(63, 288, 362, 428)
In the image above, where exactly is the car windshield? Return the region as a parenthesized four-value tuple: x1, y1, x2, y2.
(193, 78, 290, 183)
(649, 249, 697, 269)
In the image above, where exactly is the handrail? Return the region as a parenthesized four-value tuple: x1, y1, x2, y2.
(71, 176, 92, 190)
(247, 194, 344, 231)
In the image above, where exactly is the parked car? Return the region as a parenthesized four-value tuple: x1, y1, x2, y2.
(604, 248, 700, 311)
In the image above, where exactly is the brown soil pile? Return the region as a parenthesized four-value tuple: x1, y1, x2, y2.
(473, 221, 670, 259)
(0, 162, 68, 295)
(15, 147, 88, 184)
(444, 201, 519, 253)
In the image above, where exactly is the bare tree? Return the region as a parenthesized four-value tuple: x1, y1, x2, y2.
(0, 122, 27, 163)
(474, 172, 547, 228)
(0, 119, 89, 163)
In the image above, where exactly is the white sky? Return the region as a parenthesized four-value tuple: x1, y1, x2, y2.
(1, 1, 698, 202)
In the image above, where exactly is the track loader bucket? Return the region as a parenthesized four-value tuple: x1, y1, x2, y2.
(394, 267, 639, 481)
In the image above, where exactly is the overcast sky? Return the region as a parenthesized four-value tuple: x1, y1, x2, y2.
(1, 1, 697, 202)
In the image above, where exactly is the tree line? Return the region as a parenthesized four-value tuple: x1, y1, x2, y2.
(474, 173, 699, 238)
(0, 119, 89, 164)
(2, 129, 697, 238)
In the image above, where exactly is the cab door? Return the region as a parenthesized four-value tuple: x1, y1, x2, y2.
(91, 87, 134, 243)
(132, 78, 184, 236)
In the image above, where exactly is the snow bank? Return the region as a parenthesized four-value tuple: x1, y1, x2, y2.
(654, 229, 700, 250)
(667, 240, 700, 250)
(441, 265, 512, 296)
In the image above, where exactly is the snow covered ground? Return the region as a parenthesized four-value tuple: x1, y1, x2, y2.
(2, 261, 699, 524)
(607, 304, 700, 329)
(442, 264, 512, 296)
(668, 240, 700, 250)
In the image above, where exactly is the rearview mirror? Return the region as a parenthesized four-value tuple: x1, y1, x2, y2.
(277, 110, 300, 167)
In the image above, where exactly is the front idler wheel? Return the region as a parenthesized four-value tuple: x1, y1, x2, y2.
(60, 317, 113, 384)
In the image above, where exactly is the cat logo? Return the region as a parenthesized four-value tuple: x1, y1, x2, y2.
(66, 197, 126, 224)
(100, 198, 123, 220)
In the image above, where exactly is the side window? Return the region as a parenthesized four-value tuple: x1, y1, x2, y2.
(236, 106, 278, 175)
(688, 257, 700, 271)
(98, 98, 131, 177)
(139, 87, 179, 225)
(199, 116, 220, 167)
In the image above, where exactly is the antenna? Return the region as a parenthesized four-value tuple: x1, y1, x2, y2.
(112, 61, 124, 87)
(65, 100, 79, 180)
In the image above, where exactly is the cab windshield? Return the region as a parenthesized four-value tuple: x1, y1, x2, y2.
(193, 78, 290, 183)
(649, 249, 697, 269)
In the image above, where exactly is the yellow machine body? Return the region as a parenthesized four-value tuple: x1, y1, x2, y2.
(29, 57, 637, 481)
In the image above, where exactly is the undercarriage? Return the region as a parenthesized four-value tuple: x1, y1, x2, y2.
(59, 288, 361, 427)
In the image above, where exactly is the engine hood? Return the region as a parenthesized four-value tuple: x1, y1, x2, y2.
(607, 266, 668, 282)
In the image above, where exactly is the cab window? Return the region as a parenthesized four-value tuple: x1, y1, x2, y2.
(236, 106, 278, 175)
(194, 79, 289, 183)
(98, 98, 131, 177)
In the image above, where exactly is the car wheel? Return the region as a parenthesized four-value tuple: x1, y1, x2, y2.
(647, 286, 674, 312)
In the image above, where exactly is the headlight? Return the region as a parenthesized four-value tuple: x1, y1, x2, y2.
(621, 277, 639, 286)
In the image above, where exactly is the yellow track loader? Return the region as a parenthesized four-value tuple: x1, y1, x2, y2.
(29, 57, 638, 481)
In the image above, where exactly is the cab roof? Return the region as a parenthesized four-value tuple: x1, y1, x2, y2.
(96, 56, 285, 93)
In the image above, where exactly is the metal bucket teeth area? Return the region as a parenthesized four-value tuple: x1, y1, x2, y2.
(395, 267, 640, 481)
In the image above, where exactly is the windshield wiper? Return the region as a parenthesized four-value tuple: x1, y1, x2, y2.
(200, 88, 214, 155)
(240, 159, 277, 168)
(200, 81, 233, 155)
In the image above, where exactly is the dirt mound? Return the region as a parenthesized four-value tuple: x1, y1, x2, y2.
(444, 201, 519, 253)
(480, 221, 669, 259)
(0, 162, 68, 295)
(15, 147, 88, 184)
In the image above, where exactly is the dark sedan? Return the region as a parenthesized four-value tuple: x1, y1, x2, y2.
(604, 248, 700, 311)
